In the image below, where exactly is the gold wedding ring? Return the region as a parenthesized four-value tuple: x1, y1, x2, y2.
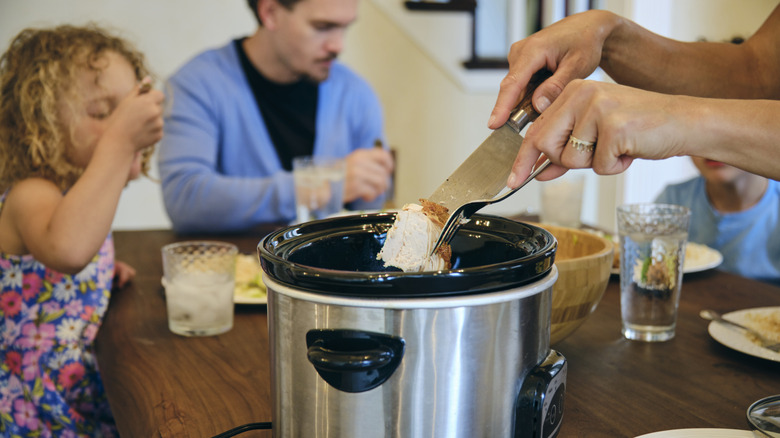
(569, 135, 595, 153)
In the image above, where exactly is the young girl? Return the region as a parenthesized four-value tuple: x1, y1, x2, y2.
(0, 25, 163, 436)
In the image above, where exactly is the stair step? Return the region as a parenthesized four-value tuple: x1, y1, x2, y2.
(403, 0, 476, 13)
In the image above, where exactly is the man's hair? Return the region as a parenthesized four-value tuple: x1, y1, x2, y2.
(247, 0, 303, 25)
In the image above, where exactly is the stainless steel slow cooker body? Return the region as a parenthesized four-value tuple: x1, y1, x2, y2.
(259, 213, 566, 438)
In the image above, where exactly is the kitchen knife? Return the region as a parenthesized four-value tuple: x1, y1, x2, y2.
(428, 70, 552, 209)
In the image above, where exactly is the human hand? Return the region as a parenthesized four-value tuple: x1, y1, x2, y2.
(114, 260, 136, 289)
(507, 80, 688, 187)
(344, 148, 394, 203)
(103, 78, 164, 154)
(489, 10, 620, 129)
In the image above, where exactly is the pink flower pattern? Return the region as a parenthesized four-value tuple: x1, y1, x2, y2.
(0, 291, 22, 317)
(1, 189, 118, 437)
(22, 272, 42, 301)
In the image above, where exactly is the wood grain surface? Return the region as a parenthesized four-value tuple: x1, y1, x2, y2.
(96, 229, 780, 437)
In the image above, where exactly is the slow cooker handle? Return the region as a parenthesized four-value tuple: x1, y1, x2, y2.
(306, 329, 405, 393)
(307, 343, 393, 371)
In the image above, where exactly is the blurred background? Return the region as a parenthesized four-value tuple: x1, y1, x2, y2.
(1, 0, 775, 231)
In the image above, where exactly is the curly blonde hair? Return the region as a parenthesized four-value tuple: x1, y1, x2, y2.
(0, 23, 155, 193)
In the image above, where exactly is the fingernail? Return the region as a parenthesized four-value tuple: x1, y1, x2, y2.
(536, 96, 551, 113)
(488, 115, 496, 128)
(507, 172, 517, 188)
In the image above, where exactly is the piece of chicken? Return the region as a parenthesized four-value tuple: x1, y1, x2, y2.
(377, 199, 452, 272)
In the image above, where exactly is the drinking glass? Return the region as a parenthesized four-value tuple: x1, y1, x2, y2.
(616, 203, 691, 342)
(540, 171, 585, 228)
(292, 156, 346, 223)
(161, 241, 237, 336)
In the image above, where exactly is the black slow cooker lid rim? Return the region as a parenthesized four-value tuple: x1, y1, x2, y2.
(258, 246, 557, 298)
(258, 244, 554, 278)
(257, 213, 558, 296)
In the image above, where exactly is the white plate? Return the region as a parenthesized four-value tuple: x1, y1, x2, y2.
(162, 254, 268, 306)
(683, 242, 724, 273)
(635, 429, 759, 438)
(708, 307, 780, 362)
(234, 293, 267, 305)
(611, 242, 723, 275)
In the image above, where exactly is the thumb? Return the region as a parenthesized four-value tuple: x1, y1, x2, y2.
(531, 66, 577, 113)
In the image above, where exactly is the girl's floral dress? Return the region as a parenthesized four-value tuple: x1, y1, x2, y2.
(0, 191, 117, 437)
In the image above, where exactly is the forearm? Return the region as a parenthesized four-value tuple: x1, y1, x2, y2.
(601, 7, 780, 99)
(15, 155, 130, 273)
(161, 168, 296, 232)
(683, 97, 780, 179)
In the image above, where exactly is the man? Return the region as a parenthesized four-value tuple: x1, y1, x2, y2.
(159, 0, 394, 232)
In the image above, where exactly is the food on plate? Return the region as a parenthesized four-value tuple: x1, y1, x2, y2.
(744, 310, 780, 345)
(377, 199, 452, 272)
(628, 238, 679, 300)
(235, 254, 266, 300)
(613, 241, 714, 272)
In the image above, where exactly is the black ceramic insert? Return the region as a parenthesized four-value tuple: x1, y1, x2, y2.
(258, 213, 557, 298)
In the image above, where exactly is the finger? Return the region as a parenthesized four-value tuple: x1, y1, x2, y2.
(344, 167, 389, 202)
(507, 146, 539, 189)
(368, 148, 394, 172)
(114, 263, 136, 288)
(561, 133, 596, 169)
(357, 166, 391, 196)
(489, 58, 549, 129)
(590, 129, 633, 176)
(533, 160, 569, 182)
(138, 76, 153, 94)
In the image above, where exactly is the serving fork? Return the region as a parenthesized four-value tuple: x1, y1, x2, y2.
(430, 158, 551, 257)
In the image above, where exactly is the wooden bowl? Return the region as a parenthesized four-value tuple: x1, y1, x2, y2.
(532, 223, 614, 345)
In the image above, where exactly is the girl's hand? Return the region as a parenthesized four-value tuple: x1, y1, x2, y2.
(103, 79, 165, 154)
(114, 260, 136, 289)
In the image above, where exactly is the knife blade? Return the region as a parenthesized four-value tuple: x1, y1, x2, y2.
(428, 70, 551, 209)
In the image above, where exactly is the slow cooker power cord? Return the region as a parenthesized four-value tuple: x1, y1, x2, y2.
(211, 421, 272, 437)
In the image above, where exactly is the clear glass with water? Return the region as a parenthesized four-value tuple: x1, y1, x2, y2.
(292, 156, 346, 223)
(164, 273, 235, 336)
(540, 171, 584, 228)
(617, 204, 691, 342)
(161, 241, 237, 337)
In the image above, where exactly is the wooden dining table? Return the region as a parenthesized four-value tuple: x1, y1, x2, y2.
(96, 227, 780, 438)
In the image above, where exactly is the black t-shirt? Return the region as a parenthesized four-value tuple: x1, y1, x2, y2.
(234, 39, 318, 171)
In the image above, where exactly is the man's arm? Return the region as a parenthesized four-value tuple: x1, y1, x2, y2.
(159, 66, 296, 233)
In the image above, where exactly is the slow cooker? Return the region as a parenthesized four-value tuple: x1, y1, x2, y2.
(258, 212, 566, 438)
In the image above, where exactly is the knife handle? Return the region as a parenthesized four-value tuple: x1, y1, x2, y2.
(506, 69, 553, 134)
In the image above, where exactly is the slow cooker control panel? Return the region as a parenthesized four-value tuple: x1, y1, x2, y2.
(514, 350, 567, 438)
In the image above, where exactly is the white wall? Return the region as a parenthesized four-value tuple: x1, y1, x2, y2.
(1, 0, 776, 231)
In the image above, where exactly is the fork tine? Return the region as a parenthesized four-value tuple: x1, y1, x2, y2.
(430, 208, 463, 256)
(429, 158, 552, 258)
